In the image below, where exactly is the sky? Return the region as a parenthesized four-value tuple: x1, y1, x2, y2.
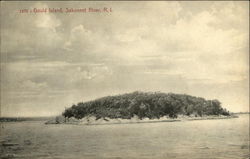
(0, 1, 249, 117)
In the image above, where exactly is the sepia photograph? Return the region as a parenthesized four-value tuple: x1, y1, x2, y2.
(0, 1, 249, 159)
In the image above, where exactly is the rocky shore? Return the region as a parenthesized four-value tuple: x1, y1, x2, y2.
(45, 114, 238, 125)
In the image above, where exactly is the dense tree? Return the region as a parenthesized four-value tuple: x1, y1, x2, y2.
(62, 91, 231, 120)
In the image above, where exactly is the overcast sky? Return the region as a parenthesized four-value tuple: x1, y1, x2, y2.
(1, 1, 249, 117)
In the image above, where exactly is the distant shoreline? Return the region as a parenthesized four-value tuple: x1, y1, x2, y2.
(0, 117, 54, 122)
(0, 113, 247, 123)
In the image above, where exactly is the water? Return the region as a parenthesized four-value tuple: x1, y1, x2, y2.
(0, 114, 249, 159)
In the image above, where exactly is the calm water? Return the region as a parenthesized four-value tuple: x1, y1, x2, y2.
(0, 114, 249, 159)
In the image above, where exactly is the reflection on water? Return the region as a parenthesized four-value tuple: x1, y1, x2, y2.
(0, 114, 249, 159)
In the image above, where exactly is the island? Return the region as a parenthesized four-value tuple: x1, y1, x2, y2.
(46, 91, 237, 125)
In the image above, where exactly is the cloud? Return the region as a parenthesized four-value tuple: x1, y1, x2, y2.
(64, 24, 93, 50)
(1, 1, 249, 116)
(68, 65, 112, 82)
(20, 80, 48, 91)
(33, 3, 61, 31)
(1, 2, 64, 64)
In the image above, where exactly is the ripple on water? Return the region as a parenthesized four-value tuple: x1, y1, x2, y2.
(0, 114, 249, 159)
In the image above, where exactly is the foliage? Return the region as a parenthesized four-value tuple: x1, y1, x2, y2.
(62, 91, 231, 119)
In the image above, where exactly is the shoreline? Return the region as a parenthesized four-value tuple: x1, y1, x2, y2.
(45, 115, 239, 125)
